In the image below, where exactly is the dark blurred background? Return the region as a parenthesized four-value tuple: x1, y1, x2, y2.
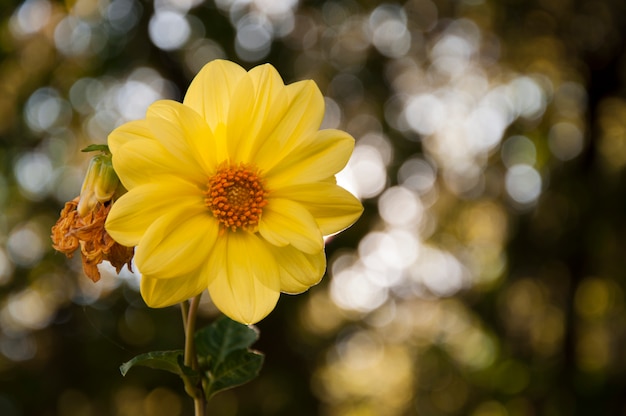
(1, 0, 626, 415)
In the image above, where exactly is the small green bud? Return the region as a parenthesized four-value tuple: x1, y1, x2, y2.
(77, 153, 120, 217)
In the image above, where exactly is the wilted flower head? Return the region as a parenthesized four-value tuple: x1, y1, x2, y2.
(51, 151, 133, 282)
(105, 60, 363, 324)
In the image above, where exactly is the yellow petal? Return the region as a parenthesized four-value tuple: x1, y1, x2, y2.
(258, 198, 323, 254)
(265, 129, 355, 189)
(146, 100, 221, 174)
(107, 119, 152, 154)
(207, 232, 280, 324)
(140, 270, 208, 308)
(134, 209, 218, 279)
(284, 80, 325, 139)
(245, 64, 290, 151)
(105, 179, 203, 247)
(226, 64, 288, 163)
(182, 59, 247, 131)
(269, 245, 326, 294)
(108, 119, 206, 189)
(254, 80, 324, 171)
(271, 182, 363, 235)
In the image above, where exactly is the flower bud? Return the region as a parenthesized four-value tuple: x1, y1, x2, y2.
(77, 154, 120, 217)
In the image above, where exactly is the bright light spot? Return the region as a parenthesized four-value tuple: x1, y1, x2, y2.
(447, 327, 497, 369)
(143, 387, 183, 416)
(317, 333, 414, 411)
(369, 4, 410, 58)
(336, 331, 383, 371)
(84, 109, 119, 141)
(116, 81, 161, 120)
(9, 0, 51, 36)
(255, 0, 297, 15)
(431, 34, 473, 77)
(149, 10, 191, 50)
(466, 106, 507, 153)
(373, 20, 411, 58)
(106, 0, 142, 33)
(24, 88, 71, 133)
(75, 68, 173, 138)
(364, 267, 403, 295)
(369, 3, 406, 27)
(235, 13, 273, 61)
(505, 164, 542, 205)
(443, 163, 484, 196)
(397, 157, 437, 194)
(331, 266, 388, 313)
(6, 223, 46, 267)
(14, 152, 53, 201)
(116, 71, 166, 121)
(481, 87, 514, 125)
(53, 166, 84, 205)
(575, 277, 622, 322)
(214, 0, 235, 10)
(6, 289, 53, 331)
(337, 145, 387, 199)
(154, 0, 203, 12)
(359, 230, 420, 273)
(321, 97, 341, 129)
(549, 122, 584, 161)
(70, 78, 106, 115)
(54, 16, 93, 56)
(501, 135, 537, 168)
(116, 260, 141, 291)
(331, 252, 358, 276)
(384, 94, 410, 133)
(0, 335, 37, 361)
(411, 246, 467, 297)
(405, 94, 445, 135)
(359, 132, 394, 166)
(508, 76, 546, 119)
(378, 186, 423, 226)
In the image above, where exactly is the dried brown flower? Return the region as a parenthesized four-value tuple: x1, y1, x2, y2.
(51, 196, 134, 282)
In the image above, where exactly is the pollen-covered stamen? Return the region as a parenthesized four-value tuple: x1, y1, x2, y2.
(204, 163, 268, 232)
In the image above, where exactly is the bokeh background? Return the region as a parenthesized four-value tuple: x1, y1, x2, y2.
(1, 0, 626, 415)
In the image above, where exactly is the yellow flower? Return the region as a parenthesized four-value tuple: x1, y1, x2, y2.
(105, 60, 362, 324)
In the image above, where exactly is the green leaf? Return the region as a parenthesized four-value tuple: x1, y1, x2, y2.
(203, 350, 264, 399)
(195, 316, 259, 365)
(81, 144, 110, 154)
(194, 316, 264, 400)
(120, 350, 203, 399)
(119, 350, 185, 377)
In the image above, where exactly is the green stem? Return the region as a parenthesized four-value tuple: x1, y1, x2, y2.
(183, 294, 205, 416)
(180, 300, 189, 335)
(185, 295, 201, 369)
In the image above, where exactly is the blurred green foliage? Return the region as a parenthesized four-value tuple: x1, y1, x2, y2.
(1, 0, 626, 415)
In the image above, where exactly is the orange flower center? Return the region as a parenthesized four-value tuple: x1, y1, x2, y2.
(204, 163, 268, 232)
